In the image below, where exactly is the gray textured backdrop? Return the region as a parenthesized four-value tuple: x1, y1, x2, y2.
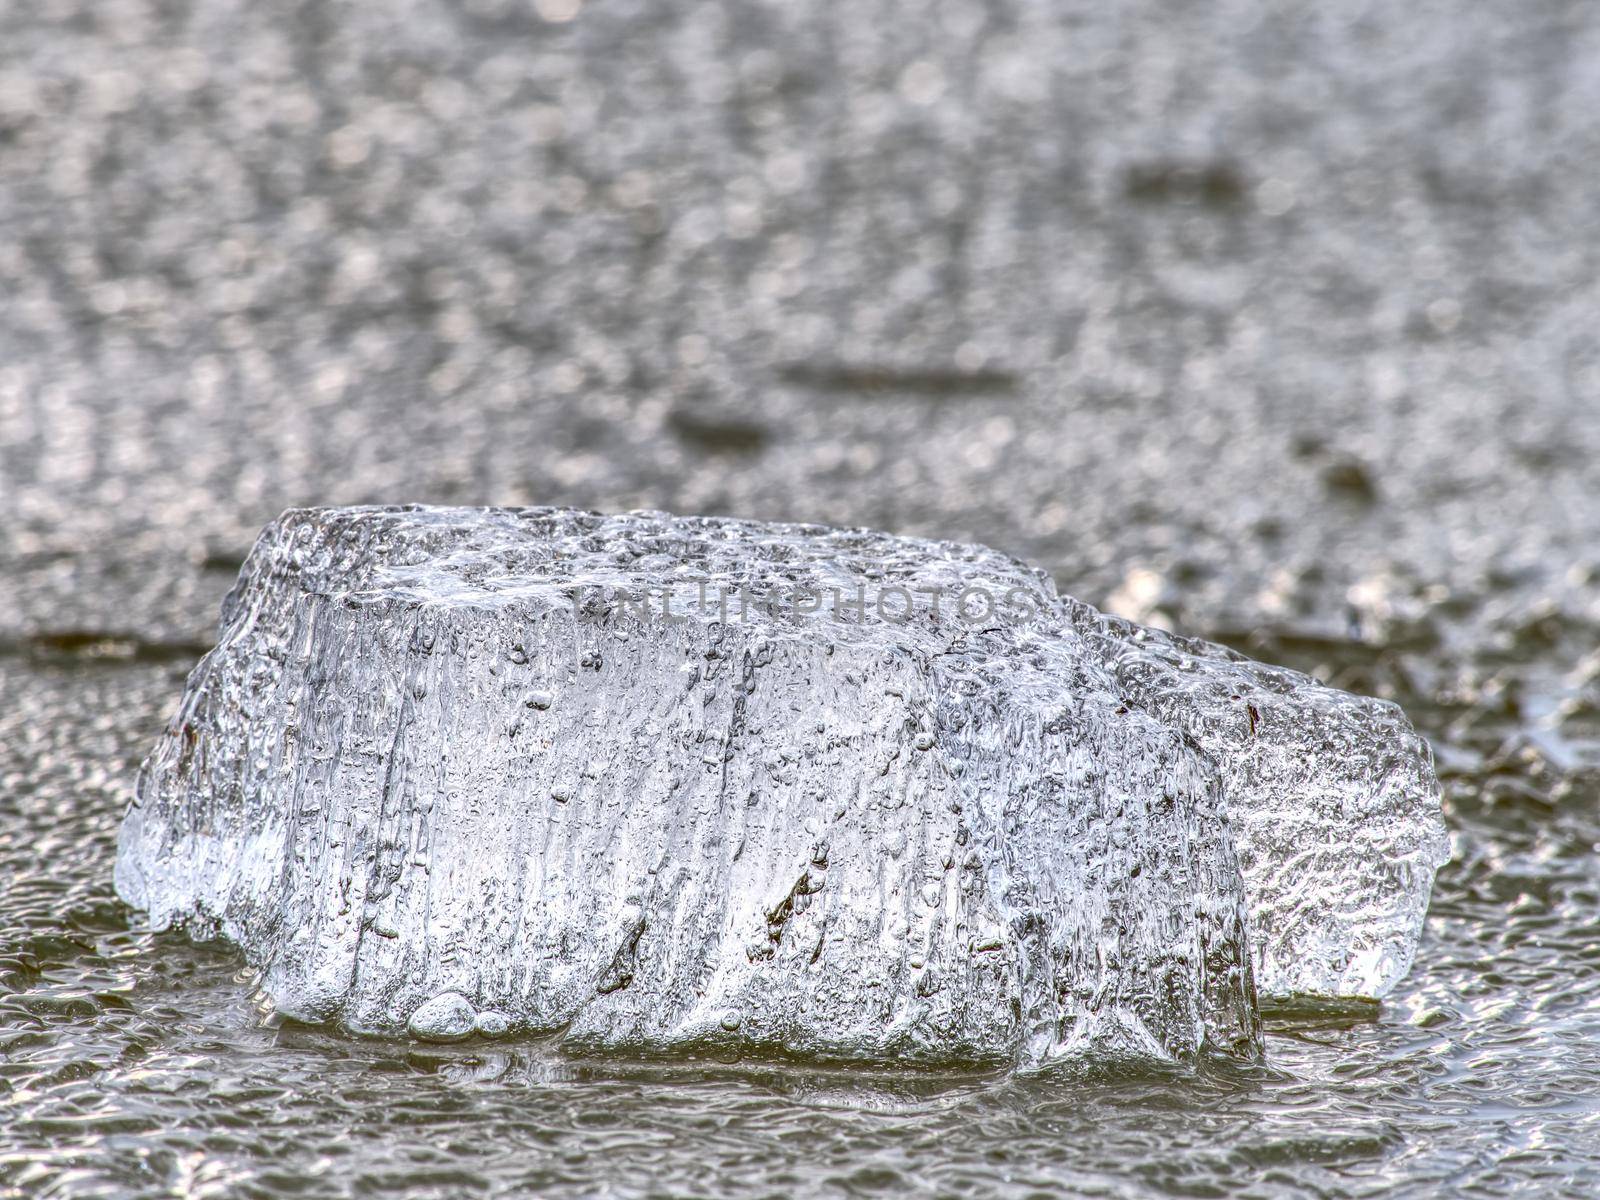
(2, 0, 1597, 675)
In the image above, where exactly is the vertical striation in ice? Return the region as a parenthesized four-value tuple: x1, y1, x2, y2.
(115, 505, 1443, 1066)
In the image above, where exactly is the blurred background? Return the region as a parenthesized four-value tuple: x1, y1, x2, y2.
(3, 2, 1600, 1196)
(3, 0, 1597, 670)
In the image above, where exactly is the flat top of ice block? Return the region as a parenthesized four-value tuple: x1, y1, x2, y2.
(248, 505, 1058, 625)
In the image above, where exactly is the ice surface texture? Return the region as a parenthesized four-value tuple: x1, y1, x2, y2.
(116, 506, 1445, 1066)
(1057, 602, 1451, 1001)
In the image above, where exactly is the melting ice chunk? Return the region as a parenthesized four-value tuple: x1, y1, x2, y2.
(115, 506, 1444, 1066)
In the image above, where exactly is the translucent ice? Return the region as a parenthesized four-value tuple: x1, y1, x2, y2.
(1057, 601, 1451, 1001)
(115, 505, 1444, 1067)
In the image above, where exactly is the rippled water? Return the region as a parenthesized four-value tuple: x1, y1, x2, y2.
(3, 622, 1597, 1198)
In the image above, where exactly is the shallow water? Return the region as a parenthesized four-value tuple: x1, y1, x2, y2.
(3, 620, 1597, 1198)
(5, 0, 1600, 1193)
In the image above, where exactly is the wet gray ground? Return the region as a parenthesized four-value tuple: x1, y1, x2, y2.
(2, 1, 1599, 1196)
